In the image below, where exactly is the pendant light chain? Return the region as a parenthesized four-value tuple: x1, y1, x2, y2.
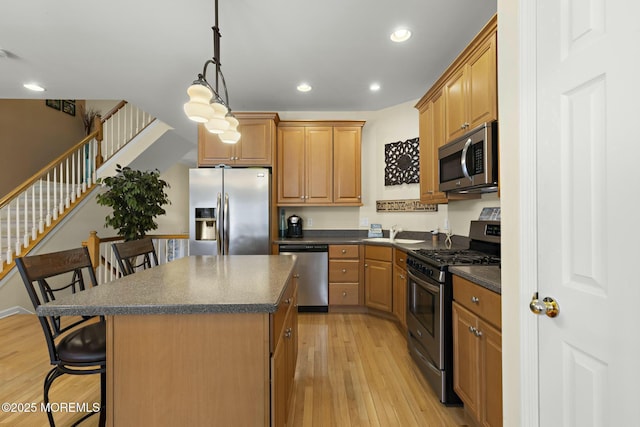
(183, 0, 241, 143)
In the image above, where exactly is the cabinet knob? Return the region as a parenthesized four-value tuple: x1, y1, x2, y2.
(399, 274, 405, 279)
(471, 296, 480, 304)
(300, 196, 305, 199)
(342, 268, 347, 273)
(364, 264, 368, 268)
(285, 298, 292, 305)
(399, 258, 404, 262)
(284, 328, 292, 339)
(341, 249, 347, 254)
(357, 195, 361, 199)
(342, 291, 347, 297)
(293, 274, 300, 278)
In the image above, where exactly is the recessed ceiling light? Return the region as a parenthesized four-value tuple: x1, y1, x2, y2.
(23, 82, 46, 92)
(297, 83, 312, 92)
(370, 83, 381, 91)
(390, 29, 412, 43)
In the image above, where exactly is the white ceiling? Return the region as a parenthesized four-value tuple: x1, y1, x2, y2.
(0, 0, 496, 147)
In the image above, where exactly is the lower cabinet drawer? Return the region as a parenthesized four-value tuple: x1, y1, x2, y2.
(329, 283, 359, 305)
(329, 260, 359, 282)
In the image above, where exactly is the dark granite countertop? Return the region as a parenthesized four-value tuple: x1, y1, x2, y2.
(37, 255, 297, 316)
(449, 265, 501, 294)
(274, 233, 468, 252)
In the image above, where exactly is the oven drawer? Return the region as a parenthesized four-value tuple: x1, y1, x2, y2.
(453, 275, 501, 329)
(408, 335, 445, 401)
(407, 313, 441, 369)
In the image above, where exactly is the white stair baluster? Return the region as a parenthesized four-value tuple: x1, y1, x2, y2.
(31, 185, 37, 240)
(6, 202, 11, 264)
(15, 197, 21, 255)
(46, 173, 52, 227)
(24, 192, 29, 248)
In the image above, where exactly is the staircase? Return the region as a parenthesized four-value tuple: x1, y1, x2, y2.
(0, 101, 158, 280)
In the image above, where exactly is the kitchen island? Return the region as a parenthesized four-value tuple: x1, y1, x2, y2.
(38, 255, 298, 427)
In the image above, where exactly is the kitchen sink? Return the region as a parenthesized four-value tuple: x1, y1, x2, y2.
(364, 238, 425, 244)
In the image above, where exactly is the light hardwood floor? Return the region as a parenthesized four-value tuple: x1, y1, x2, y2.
(0, 313, 467, 426)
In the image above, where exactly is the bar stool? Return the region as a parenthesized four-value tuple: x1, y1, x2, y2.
(15, 246, 106, 427)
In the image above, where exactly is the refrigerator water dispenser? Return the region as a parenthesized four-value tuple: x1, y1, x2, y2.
(195, 208, 216, 241)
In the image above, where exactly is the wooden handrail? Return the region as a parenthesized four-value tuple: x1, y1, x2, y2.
(0, 100, 131, 210)
(83, 230, 189, 270)
(0, 127, 101, 210)
(101, 101, 127, 122)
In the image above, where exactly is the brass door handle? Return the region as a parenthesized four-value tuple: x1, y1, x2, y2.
(529, 292, 560, 318)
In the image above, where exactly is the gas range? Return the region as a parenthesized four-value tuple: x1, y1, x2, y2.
(405, 219, 501, 405)
(407, 220, 501, 283)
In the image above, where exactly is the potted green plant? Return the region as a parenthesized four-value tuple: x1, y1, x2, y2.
(96, 165, 170, 241)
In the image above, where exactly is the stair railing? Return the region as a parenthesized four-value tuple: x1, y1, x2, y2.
(83, 231, 190, 284)
(0, 101, 156, 280)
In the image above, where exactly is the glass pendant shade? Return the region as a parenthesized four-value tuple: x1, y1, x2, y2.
(184, 84, 214, 123)
(220, 115, 241, 144)
(205, 101, 230, 134)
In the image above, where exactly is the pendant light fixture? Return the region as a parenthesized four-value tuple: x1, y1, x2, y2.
(184, 0, 240, 143)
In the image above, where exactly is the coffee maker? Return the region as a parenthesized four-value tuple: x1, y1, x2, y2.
(286, 215, 303, 238)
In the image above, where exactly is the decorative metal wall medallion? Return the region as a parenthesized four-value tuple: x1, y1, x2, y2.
(376, 199, 438, 212)
(384, 137, 420, 186)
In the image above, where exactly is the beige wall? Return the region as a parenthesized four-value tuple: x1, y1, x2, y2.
(497, 1, 521, 426)
(0, 99, 87, 197)
(279, 102, 500, 236)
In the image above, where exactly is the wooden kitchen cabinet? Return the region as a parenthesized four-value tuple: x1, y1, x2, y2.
(198, 112, 278, 166)
(328, 245, 360, 307)
(392, 248, 407, 329)
(415, 15, 497, 204)
(418, 90, 448, 204)
(277, 126, 333, 204)
(333, 126, 362, 205)
(271, 276, 298, 427)
(444, 32, 497, 142)
(452, 274, 502, 427)
(277, 121, 365, 206)
(364, 245, 393, 313)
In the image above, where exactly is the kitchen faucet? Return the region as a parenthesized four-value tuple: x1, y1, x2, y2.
(389, 225, 403, 241)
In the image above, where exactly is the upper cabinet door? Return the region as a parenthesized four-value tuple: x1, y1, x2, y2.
(198, 113, 277, 167)
(305, 127, 333, 204)
(444, 67, 468, 142)
(333, 126, 362, 205)
(443, 24, 498, 144)
(277, 127, 306, 204)
(467, 33, 497, 130)
(198, 124, 234, 166)
(235, 118, 275, 165)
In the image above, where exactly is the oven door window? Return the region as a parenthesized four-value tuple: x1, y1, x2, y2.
(411, 280, 436, 337)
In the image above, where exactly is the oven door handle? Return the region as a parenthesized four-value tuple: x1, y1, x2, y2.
(408, 270, 441, 294)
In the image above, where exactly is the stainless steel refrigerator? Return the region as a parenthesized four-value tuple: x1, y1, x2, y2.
(189, 168, 270, 255)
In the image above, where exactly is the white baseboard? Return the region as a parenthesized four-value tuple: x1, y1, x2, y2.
(0, 306, 33, 318)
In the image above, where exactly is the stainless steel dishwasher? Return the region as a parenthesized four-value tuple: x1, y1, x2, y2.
(279, 244, 328, 312)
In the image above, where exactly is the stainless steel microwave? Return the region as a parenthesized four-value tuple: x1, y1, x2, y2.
(438, 121, 498, 193)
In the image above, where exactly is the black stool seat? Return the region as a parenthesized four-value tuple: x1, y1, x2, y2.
(57, 321, 106, 364)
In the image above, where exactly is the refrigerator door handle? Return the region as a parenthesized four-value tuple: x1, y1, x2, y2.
(224, 193, 230, 254)
(216, 192, 222, 255)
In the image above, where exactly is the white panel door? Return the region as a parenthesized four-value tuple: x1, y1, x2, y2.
(534, 0, 640, 424)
